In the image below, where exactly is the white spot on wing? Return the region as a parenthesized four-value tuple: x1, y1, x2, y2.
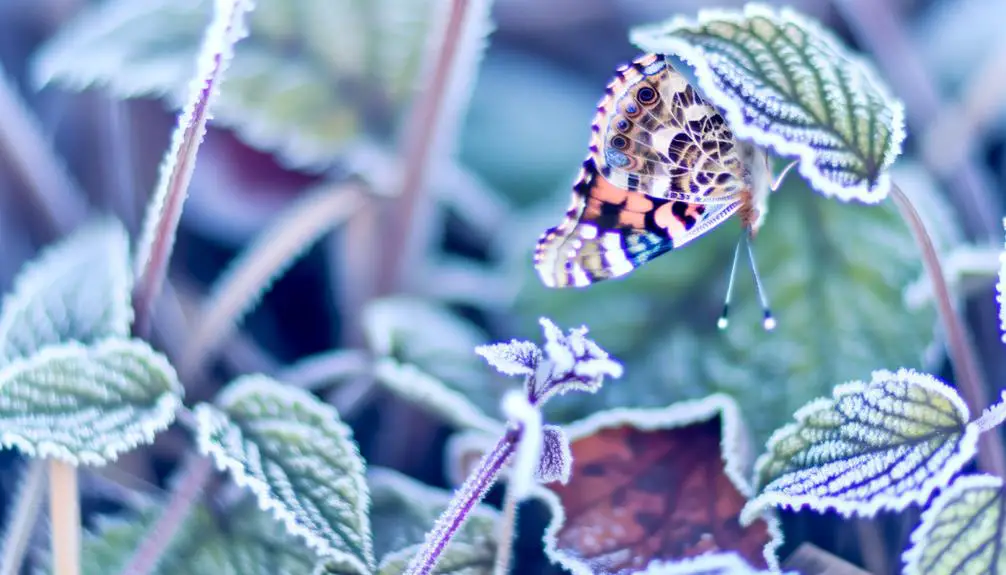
(602, 232, 634, 276)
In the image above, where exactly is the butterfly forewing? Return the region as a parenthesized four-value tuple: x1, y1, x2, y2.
(593, 54, 747, 203)
(534, 159, 741, 288)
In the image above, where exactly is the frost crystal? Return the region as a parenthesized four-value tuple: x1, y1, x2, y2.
(528, 317, 623, 406)
(536, 425, 572, 485)
(474, 339, 541, 376)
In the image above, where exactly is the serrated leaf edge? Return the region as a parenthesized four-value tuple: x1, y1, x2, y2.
(195, 375, 374, 573)
(534, 394, 783, 574)
(744, 368, 977, 521)
(629, 3, 906, 203)
(0, 218, 133, 360)
(0, 338, 182, 466)
(901, 473, 1004, 575)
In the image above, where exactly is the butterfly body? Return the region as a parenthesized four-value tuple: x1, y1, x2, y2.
(535, 53, 771, 289)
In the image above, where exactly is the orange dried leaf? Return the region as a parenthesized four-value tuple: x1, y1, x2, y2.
(541, 396, 780, 574)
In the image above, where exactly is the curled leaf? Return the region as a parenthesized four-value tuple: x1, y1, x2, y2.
(903, 474, 1006, 575)
(631, 4, 905, 202)
(0, 339, 181, 466)
(0, 218, 131, 362)
(541, 395, 780, 574)
(530, 317, 623, 406)
(746, 368, 977, 520)
(193, 375, 373, 573)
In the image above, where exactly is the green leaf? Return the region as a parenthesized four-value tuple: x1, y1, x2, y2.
(32, 0, 483, 171)
(66, 499, 319, 575)
(193, 374, 374, 573)
(743, 369, 977, 521)
(363, 297, 504, 421)
(630, 4, 905, 202)
(903, 474, 1006, 575)
(369, 467, 499, 573)
(0, 218, 131, 362)
(520, 176, 938, 447)
(0, 339, 182, 466)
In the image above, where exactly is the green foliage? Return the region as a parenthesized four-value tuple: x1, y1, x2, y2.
(745, 369, 977, 521)
(903, 474, 1006, 575)
(519, 176, 940, 447)
(194, 375, 373, 573)
(631, 3, 905, 202)
(33, 0, 475, 171)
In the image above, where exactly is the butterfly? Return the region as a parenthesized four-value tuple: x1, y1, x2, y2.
(533, 53, 794, 329)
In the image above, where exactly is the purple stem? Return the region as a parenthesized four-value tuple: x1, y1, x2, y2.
(405, 428, 519, 575)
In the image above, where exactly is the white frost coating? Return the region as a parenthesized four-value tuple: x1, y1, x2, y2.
(501, 390, 542, 501)
(535, 394, 783, 574)
(743, 368, 977, 522)
(474, 339, 541, 377)
(530, 317, 623, 406)
(194, 375, 374, 574)
(998, 218, 1006, 343)
(0, 218, 132, 362)
(134, 0, 254, 279)
(973, 390, 1006, 434)
(0, 338, 182, 466)
(630, 3, 906, 203)
(640, 552, 792, 575)
(374, 358, 505, 435)
(536, 425, 572, 485)
(902, 473, 1005, 575)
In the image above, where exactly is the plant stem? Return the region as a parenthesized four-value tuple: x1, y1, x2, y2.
(492, 484, 520, 575)
(116, 455, 213, 575)
(131, 0, 252, 338)
(405, 428, 518, 575)
(377, 0, 471, 294)
(891, 183, 1006, 477)
(1, 460, 47, 575)
(48, 460, 80, 575)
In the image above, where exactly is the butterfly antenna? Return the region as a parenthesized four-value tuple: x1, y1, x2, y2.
(717, 235, 745, 330)
(770, 159, 799, 192)
(746, 237, 776, 330)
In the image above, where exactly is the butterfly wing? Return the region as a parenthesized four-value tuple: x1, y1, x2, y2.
(589, 54, 750, 203)
(535, 159, 740, 288)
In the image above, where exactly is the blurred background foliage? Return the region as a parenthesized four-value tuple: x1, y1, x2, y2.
(0, 0, 1005, 573)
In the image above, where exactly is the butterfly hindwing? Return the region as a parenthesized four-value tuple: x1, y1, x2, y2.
(589, 54, 749, 203)
(534, 160, 741, 288)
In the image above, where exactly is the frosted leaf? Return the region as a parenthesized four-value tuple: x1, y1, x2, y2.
(541, 395, 782, 574)
(902, 474, 1006, 575)
(536, 425, 572, 485)
(640, 552, 790, 575)
(474, 339, 541, 377)
(32, 0, 487, 171)
(369, 467, 500, 564)
(0, 218, 131, 362)
(373, 358, 504, 435)
(363, 297, 502, 418)
(631, 4, 905, 202)
(530, 317, 623, 406)
(60, 499, 318, 575)
(193, 375, 373, 573)
(501, 390, 542, 500)
(998, 218, 1006, 343)
(377, 540, 495, 575)
(744, 368, 977, 521)
(0, 339, 181, 466)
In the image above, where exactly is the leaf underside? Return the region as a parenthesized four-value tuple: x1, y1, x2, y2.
(630, 3, 905, 202)
(194, 375, 374, 573)
(903, 474, 1006, 575)
(747, 369, 977, 519)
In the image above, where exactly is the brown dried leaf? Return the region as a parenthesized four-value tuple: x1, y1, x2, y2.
(541, 395, 780, 575)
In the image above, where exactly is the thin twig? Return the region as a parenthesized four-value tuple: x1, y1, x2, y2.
(0, 64, 87, 239)
(178, 181, 366, 378)
(492, 487, 519, 575)
(405, 430, 518, 575)
(48, 460, 80, 575)
(377, 0, 472, 294)
(0, 461, 47, 575)
(891, 183, 1006, 477)
(116, 455, 213, 575)
(131, 0, 253, 338)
